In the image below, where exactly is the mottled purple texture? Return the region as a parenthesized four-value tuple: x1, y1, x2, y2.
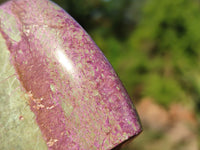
(0, 0, 142, 149)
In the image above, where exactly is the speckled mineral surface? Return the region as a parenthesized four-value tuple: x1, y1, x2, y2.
(0, 0, 142, 149)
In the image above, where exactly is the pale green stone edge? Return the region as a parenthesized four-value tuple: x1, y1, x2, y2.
(0, 33, 47, 150)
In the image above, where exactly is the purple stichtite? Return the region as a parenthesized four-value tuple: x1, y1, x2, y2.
(0, 0, 142, 149)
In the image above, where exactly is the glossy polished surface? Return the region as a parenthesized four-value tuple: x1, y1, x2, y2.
(0, 0, 142, 149)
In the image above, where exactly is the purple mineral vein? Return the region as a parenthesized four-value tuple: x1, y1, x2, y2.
(0, 0, 142, 149)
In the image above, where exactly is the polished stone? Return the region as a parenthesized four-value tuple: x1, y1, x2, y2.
(0, 0, 142, 149)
